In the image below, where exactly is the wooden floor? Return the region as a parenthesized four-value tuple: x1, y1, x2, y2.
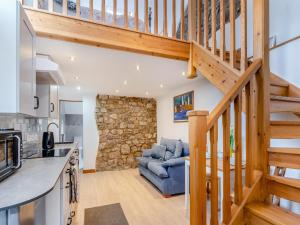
(74, 169, 189, 225)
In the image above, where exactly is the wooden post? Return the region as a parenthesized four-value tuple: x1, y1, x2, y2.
(211, 0, 216, 54)
(180, 0, 185, 40)
(135, 0, 139, 31)
(197, 0, 202, 44)
(203, 0, 208, 48)
(220, 0, 225, 61)
(189, 111, 208, 225)
(230, 0, 236, 68)
(234, 93, 243, 204)
(154, 0, 158, 35)
(101, 0, 106, 22)
(89, 0, 94, 21)
(253, 0, 270, 195)
(124, 0, 128, 28)
(76, 0, 80, 17)
(163, 0, 168, 37)
(222, 108, 231, 223)
(188, 42, 197, 79)
(113, 0, 117, 25)
(188, 0, 196, 41)
(63, 0, 67, 15)
(210, 123, 219, 225)
(144, 0, 149, 33)
(241, 0, 248, 72)
(172, 0, 176, 38)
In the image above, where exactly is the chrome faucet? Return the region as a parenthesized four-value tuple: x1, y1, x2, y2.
(47, 122, 59, 132)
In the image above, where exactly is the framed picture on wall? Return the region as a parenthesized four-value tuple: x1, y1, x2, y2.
(173, 91, 194, 122)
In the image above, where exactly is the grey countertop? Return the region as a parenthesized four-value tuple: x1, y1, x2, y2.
(0, 143, 75, 211)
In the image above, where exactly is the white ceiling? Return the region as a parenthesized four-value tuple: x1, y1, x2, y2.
(36, 37, 200, 99)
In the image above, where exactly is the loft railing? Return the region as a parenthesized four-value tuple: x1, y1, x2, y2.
(21, 0, 192, 41)
(188, 0, 248, 73)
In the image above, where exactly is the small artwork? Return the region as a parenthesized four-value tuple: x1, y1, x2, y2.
(173, 91, 194, 122)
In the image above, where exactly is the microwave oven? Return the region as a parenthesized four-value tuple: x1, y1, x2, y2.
(0, 129, 22, 182)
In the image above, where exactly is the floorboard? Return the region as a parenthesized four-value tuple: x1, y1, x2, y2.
(74, 169, 189, 225)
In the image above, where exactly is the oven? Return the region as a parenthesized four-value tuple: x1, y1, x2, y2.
(0, 129, 22, 182)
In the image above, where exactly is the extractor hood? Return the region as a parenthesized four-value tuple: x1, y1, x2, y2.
(36, 54, 65, 85)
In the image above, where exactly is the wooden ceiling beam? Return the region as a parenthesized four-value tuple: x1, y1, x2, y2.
(24, 8, 190, 61)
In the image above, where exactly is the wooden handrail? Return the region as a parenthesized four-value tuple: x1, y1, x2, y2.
(207, 59, 262, 130)
(270, 35, 300, 51)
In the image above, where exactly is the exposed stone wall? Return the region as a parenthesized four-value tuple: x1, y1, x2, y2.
(95, 95, 157, 171)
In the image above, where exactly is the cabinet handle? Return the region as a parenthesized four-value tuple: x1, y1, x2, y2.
(50, 103, 55, 112)
(34, 96, 39, 109)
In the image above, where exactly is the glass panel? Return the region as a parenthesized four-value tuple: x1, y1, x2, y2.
(138, 0, 144, 31)
(23, 0, 33, 7)
(105, 0, 113, 24)
(53, 0, 63, 13)
(38, 0, 48, 10)
(157, 0, 163, 35)
(116, 0, 124, 26)
(128, 0, 134, 29)
(167, 0, 172, 37)
(79, 0, 89, 19)
(68, 0, 77, 16)
(175, 0, 181, 39)
(94, 0, 101, 21)
(148, 0, 154, 33)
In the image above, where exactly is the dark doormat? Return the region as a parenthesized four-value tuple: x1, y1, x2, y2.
(84, 203, 129, 225)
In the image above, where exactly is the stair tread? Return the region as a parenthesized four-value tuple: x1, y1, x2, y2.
(271, 95, 300, 103)
(267, 175, 300, 189)
(270, 73, 290, 87)
(271, 120, 300, 126)
(269, 147, 300, 155)
(246, 202, 300, 225)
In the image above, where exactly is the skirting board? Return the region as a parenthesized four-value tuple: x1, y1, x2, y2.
(83, 169, 97, 174)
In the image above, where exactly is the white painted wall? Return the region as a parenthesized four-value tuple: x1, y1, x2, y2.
(157, 77, 223, 143)
(82, 94, 99, 170)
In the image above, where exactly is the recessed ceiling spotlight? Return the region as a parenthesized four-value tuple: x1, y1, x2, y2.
(182, 71, 186, 76)
(123, 80, 128, 85)
(115, 89, 119, 93)
(136, 65, 140, 71)
(145, 91, 149, 96)
(76, 86, 81, 90)
(75, 76, 79, 80)
(70, 56, 75, 61)
(160, 84, 164, 88)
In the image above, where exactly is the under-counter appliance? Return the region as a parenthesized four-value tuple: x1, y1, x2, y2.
(0, 129, 22, 182)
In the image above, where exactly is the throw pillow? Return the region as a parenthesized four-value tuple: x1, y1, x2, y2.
(173, 140, 183, 158)
(160, 137, 177, 153)
(164, 151, 174, 161)
(151, 144, 167, 160)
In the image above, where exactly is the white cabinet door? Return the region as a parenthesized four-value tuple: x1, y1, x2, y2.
(50, 85, 59, 119)
(36, 84, 50, 118)
(19, 6, 36, 116)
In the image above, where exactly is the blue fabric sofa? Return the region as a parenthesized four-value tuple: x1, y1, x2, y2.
(137, 138, 189, 196)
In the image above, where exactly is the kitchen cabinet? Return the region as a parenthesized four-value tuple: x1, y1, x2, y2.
(0, 1, 36, 116)
(36, 84, 59, 119)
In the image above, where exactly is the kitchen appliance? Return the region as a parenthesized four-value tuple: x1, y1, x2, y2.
(42, 122, 59, 150)
(23, 148, 71, 159)
(0, 129, 22, 182)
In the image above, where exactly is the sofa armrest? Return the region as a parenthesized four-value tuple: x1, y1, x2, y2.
(161, 157, 185, 168)
(142, 149, 154, 157)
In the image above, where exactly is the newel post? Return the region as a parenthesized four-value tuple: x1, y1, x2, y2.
(253, 0, 270, 197)
(189, 111, 208, 225)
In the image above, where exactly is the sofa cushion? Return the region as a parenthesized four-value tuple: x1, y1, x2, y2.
(142, 149, 154, 157)
(160, 137, 177, 153)
(161, 157, 185, 167)
(174, 140, 183, 158)
(148, 162, 169, 178)
(164, 151, 174, 161)
(151, 144, 167, 160)
(136, 157, 161, 168)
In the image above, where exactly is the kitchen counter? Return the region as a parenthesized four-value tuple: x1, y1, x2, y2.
(0, 143, 75, 211)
